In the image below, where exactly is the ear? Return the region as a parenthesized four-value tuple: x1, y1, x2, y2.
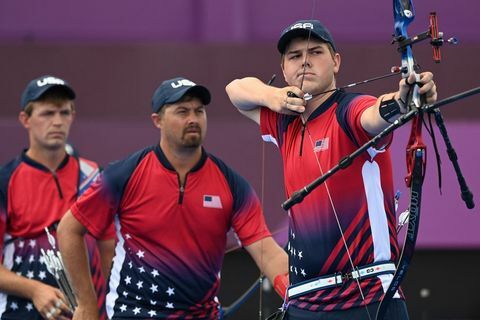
(333, 52, 341, 75)
(18, 111, 30, 129)
(151, 113, 162, 129)
(281, 58, 288, 83)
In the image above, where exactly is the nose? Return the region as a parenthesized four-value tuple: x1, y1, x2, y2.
(52, 112, 64, 125)
(186, 112, 198, 123)
(302, 57, 311, 68)
(187, 110, 204, 124)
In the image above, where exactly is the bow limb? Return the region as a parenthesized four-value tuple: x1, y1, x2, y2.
(375, 1, 426, 319)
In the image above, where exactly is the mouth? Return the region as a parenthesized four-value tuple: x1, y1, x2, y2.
(48, 132, 66, 138)
(297, 72, 315, 79)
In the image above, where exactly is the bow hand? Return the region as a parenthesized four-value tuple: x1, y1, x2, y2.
(415, 72, 437, 104)
(397, 71, 437, 112)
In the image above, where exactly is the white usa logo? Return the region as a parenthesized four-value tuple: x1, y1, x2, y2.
(37, 76, 65, 87)
(171, 79, 196, 88)
(290, 22, 314, 31)
(203, 195, 223, 209)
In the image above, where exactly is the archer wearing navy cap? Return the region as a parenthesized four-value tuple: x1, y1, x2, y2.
(57, 76, 288, 319)
(20, 75, 76, 109)
(277, 19, 337, 54)
(0, 75, 114, 320)
(226, 18, 438, 320)
(151, 77, 211, 113)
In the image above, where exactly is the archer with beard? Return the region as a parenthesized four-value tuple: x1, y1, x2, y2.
(57, 77, 288, 320)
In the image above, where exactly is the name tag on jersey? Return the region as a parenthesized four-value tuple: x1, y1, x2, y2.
(203, 195, 223, 209)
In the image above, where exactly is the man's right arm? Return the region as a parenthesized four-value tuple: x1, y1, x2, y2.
(57, 210, 100, 320)
(225, 77, 306, 125)
(0, 193, 70, 317)
(0, 265, 70, 317)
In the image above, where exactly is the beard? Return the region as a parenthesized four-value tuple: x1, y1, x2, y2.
(181, 135, 202, 148)
(181, 126, 204, 148)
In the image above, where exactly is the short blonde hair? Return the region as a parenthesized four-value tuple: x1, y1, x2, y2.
(23, 89, 75, 116)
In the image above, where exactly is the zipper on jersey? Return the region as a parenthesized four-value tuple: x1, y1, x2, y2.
(177, 174, 188, 204)
(52, 171, 64, 199)
(299, 123, 306, 156)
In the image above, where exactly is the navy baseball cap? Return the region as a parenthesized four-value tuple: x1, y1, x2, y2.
(151, 77, 211, 113)
(277, 19, 337, 54)
(20, 75, 76, 109)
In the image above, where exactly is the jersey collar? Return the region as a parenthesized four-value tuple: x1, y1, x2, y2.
(153, 144, 208, 173)
(308, 89, 344, 122)
(21, 149, 70, 172)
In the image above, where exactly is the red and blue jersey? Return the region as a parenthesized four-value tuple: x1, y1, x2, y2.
(71, 145, 270, 319)
(260, 90, 401, 311)
(0, 151, 111, 319)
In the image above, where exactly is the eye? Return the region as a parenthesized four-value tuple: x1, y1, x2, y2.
(288, 54, 301, 60)
(41, 111, 55, 117)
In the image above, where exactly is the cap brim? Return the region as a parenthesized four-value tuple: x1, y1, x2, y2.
(165, 85, 211, 105)
(277, 29, 334, 54)
(35, 84, 76, 101)
(277, 29, 313, 53)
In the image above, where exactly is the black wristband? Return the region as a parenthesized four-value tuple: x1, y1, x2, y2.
(379, 98, 402, 123)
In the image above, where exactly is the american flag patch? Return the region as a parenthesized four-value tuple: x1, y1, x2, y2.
(203, 195, 223, 209)
(314, 137, 329, 152)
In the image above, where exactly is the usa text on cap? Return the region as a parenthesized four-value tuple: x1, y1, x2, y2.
(151, 77, 211, 113)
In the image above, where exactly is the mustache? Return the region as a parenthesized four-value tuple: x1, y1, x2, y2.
(183, 124, 201, 133)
